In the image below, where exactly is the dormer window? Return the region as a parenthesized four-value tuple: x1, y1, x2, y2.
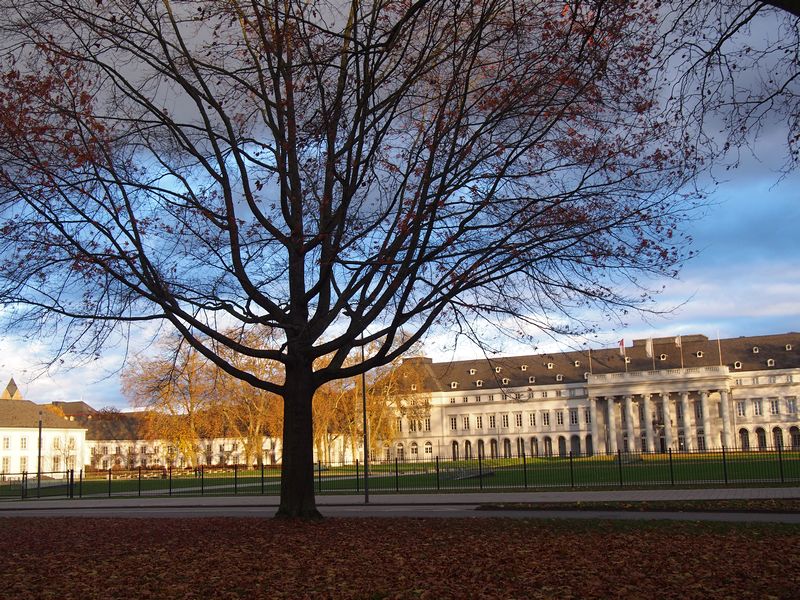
(753, 346, 759, 354)
(495, 366, 502, 373)
(520, 364, 528, 371)
(786, 344, 793, 351)
(547, 362, 554, 369)
(696, 351, 704, 358)
(660, 354, 667, 361)
(528, 376, 536, 384)
(450, 381, 458, 389)
(556, 374, 564, 382)
(734, 361, 742, 370)
(410, 384, 417, 391)
(574, 360, 581, 367)
(767, 358, 775, 367)
(583, 372, 590, 380)
(625, 357, 631, 364)
(501, 377, 510, 385)
(476, 380, 483, 388)
(469, 368, 476, 375)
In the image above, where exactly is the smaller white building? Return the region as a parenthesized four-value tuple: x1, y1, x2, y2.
(0, 378, 87, 479)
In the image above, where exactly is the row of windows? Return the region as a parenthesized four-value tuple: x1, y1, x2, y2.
(0, 455, 77, 473)
(447, 409, 590, 431)
(2, 436, 76, 451)
(734, 375, 794, 385)
(448, 388, 586, 403)
(736, 397, 797, 418)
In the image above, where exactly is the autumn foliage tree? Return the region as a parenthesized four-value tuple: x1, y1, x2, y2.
(0, 0, 731, 517)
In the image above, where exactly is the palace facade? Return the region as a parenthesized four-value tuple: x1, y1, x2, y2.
(387, 333, 800, 461)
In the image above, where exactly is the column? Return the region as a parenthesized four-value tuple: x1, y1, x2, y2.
(719, 389, 732, 449)
(589, 398, 599, 457)
(606, 397, 618, 454)
(680, 391, 692, 451)
(642, 393, 655, 453)
(661, 392, 673, 450)
(624, 396, 635, 452)
(700, 391, 712, 450)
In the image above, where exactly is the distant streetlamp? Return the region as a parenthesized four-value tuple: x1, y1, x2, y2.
(37, 410, 42, 497)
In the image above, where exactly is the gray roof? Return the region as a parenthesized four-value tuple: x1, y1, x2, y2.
(0, 399, 85, 429)
(407, 332, 800, 393)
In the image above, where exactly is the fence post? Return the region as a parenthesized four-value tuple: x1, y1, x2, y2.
(108, 468, 112, 498)
(234, 464, 239, 495)
(668, 448, 675, 486)
(261, 463, 265, 495)
(202, 465, 205, 495)
(69, 469, 74, 499)
(138, 466, 142, 497)
(395, 457, 400, 492)
(317, 462, 322, 494)
(79, 469, 83, 498)
(21, 472, 26, 500)
(569, 451, 575, 488)
(617, 449, 623, 487)
(169, 466, 172, 497)
(778, 443, 785, 484)
(522, 450, 528, 489)
(435, 456, 440, 491)
(478, 451, 483, 490)
(722, 445, 728, 485)
(355, 459, 360, 493)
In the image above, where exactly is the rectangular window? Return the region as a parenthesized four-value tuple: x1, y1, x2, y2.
(515, 413, 523, 427)
(694, 402, 703, 420)
(450, 417, 457, 431)
(734, 378, 743, 386)
(787, 397, 797, 414)
(463, 416, 470, 430)
(502, 414, 509, 428)
(53, 437, 61, 450)
(115, 446, 121, 455)
(676, 403, 683, 419)
(450, 397, 455, 403)
(52, 456, 61, 471)
(101, 459, 108, 469)
(475, 395, 481, 403)
(463, 396, 469, 403)
(476, 416, 483, 429)
(409, 420, 417, 432)
(542, 412, 550, 426)
(541, 391, 548, 398)
(584, 408, 591, 424)
(752, 377, 760, 385)
(68, 437, 75, 450)
(787, 375, 794, 383)
(2, 437, 8, 450)
(425, 418, 431, 431)
(20, 437, 27, 450)
(569, 388, 577, 397)
(101, 445, 108, 455)
(768, 376, 778, 384)
(569, 408, 578, 425)
(424, 444, 432, 454)
(529, 413, 536, 427)
(489, 415, 496, 429)
(20, 457, 28, 472)
(770, 399, 780, 415)
(736, 401, 746, 417)
(1, 457, 8, 473)
(555, 390, 563, 398)
(489, 394, 495, 401)
(753, 399, 762, 416)
(556, 411, 564, 426)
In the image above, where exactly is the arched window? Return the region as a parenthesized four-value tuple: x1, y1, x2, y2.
(739, 428, 750, 451)
(790, 427, 800, 450)
(383, 444, 391, 461)
(477, 439, 485, 458)
(585, 434, 593, 457)
(696, 428, 706, 451)
(396, 443, 405, 461)
(490, 439, 498, 459)
(464, 440, 473, 459)
(531, 437, 539, 457)
(543, 436, 553, 457)
(756, 427, 767, 451)
(410, 442, 418, 459)
(772, 427, 784, 450)
(503, 439, 512, 458)
(517, 438, 525, 457)
(424, 441, 433, 456)
(570, 435, 581, 456)
(557, 436, 567, 457)
(451, 441, 459, 461)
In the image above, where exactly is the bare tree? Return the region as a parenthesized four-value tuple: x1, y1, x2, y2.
(0, 0, 703, 517)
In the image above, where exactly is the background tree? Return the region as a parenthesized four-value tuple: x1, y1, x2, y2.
(0, 0, 735, 517)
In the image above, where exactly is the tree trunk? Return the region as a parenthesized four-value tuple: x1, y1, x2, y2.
(276, 361, 321, 519)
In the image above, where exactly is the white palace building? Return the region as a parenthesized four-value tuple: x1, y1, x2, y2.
(388, 333, 800, 462)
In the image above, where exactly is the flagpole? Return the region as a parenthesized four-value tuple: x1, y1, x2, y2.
(678, 335, 684, 369)
(717, 330, 723, 367)
(588, 347, 593, 375)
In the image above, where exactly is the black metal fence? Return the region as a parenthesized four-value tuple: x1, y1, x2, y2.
(2, 446, 799, 501)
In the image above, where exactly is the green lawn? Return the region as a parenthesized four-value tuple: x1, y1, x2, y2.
(3, 450, 799, 500)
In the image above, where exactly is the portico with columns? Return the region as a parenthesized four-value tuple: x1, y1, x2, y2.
(587, 366, 733, 453)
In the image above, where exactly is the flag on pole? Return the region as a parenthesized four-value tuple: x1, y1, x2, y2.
(674, 336, 682, 348)
(645, 338, 653, 358)
(618, 339, 625, 356)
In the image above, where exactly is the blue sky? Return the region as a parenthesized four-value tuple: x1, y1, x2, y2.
(3, 153, 797, 411)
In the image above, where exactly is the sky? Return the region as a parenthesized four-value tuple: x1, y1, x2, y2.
(1, 10, 798, 411)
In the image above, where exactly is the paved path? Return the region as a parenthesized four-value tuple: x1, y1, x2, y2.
(1, 487, 799, 521)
